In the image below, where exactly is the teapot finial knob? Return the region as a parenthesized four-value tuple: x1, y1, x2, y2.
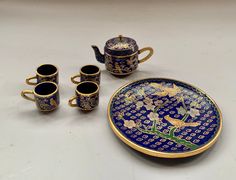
(118, 35, 123, 42)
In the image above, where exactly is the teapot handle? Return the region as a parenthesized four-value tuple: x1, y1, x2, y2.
(138, 47, 154, 64)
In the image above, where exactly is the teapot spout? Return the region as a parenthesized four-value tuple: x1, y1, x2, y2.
(91, 45, 105, 64)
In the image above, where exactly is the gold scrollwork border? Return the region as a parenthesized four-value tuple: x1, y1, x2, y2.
(108, 70, 134, 76)
(105, 51, 138, 58)
(107, 78, 223, 158)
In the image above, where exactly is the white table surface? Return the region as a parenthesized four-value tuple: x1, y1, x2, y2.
(0, 0, 235, 179)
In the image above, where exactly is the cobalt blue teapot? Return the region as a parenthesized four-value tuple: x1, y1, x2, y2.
(92, 35, 154, 76)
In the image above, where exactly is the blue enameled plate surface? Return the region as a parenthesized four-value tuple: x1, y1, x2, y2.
(108, 78, 222, 158)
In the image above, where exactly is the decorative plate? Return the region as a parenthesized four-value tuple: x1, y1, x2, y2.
(108, 78, 222, 158)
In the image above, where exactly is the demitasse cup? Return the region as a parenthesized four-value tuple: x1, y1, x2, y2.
(68, 81, 99, 111)
(21, 81, 60, 112)
(26, 64, 59, 85)
(71, 65, 101, 85)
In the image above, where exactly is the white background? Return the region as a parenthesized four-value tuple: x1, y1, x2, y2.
(0, 0, 235, 179)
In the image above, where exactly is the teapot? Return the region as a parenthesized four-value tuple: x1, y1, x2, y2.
(92, 35, 154, 76)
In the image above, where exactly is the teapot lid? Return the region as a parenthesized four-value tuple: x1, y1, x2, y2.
(105, 35, 138, 56)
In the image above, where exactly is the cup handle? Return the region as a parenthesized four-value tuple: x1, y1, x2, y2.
(21, 90, 35, 102)
(68, 96, 77, 107)
(71, 74, 81, 84)
(26, 76, 37, 85)
(138, 47, 154, 64)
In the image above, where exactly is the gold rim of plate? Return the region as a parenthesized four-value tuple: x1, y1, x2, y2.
(107, 78, 223, 158)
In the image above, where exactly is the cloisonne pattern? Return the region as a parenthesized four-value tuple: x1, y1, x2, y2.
(76, 92, 99, 110)
(105, 36, 138, 56)
(35, 91, 60, 111)
(109, 78, 221, 153)
(105, 54, 139, 75)
(37, 75, 58, 84)
(81, 73, 100, 85)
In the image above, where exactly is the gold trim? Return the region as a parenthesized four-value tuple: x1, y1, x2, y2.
(80, 106, 97, 111)
(107, 78, 223, 158)
(105, 51, 138, 58)
(108, 70, 134, 76)
(36, 64, 58, 78)
(80, 64, 101, 76)
(33, 81, 59, 98)
(75, 81, 99, 96)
